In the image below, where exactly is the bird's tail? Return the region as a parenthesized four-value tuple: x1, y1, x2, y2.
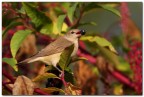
(17, 57, 35, 65)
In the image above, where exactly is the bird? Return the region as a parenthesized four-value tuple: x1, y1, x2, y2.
(17, 29, 86, 72)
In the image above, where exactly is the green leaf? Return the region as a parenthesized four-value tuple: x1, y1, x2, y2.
(2, 22, 23, 37)
(10, 29, 32, 58)
(61, 3, 70, 9)
(32, 73, 59, 82)
(17, 6, 26, 14)
(84, 3, 121, 17)
(80, 36, 132, 76)
(2, 58, 18, 71)
(98, 44, 119, 65)
(71, 57, 88, 63)
(113, 84, 123, 95)
(40, 24, 53, 35)
(84, 3, 99, 12)
(97, 44, 132, 75)
(44, 65, 54, 72)
(41, 87, 65, 94)
(22, 2, 52, 27)
(67, 3, 78, 22)
(80, 36, 117, 54)
(79, 21, 97, 27)
(117, 57, 133, 74)
(59, 45, 74, 70)
(57, 15, 66, 33)
(64, 70, 74, 84)
(97, 4, 121, 17)
(92, 66, 99, 76)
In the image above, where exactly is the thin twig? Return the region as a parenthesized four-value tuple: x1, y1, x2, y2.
(2, 81, 12, 94)
(64, 16, 73, 27)
(60, 71, 67, 87)
(2, 69, 15, 83)
(2, 81, 12, 85)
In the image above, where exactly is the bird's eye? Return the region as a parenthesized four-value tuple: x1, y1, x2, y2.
(71, 31, 74, 34)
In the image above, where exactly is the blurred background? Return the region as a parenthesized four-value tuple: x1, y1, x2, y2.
(2, 2, 142, 95)
(80, 2, 142, 33)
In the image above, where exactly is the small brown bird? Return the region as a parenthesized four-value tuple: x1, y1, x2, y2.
(18, 29, 86, 72)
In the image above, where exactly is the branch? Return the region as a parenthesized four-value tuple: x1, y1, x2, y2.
(108, 69, 134, 88)
(2, 69, 15, 83)
(2, 81, 12, 93)
(64, 16, 73, 27)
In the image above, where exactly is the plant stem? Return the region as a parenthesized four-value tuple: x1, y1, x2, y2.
(2, 69, 15, 83)
(60, 71, 67, 87)
(2, 81, 12, 93)
(64, 16, 72, 27)
(108, 69, 134, 88)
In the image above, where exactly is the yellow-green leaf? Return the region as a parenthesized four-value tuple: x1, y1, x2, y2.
(67, 3, 78, 22)
(41, 87, 65, 94)
(40, 24, 53, 35)
(97, 44, 132, 75)
(113, 84, 123, 95)
(57, 15, 66, 33)
(32, 73, 59, 82)
(80, 36, 117, 54)
(92, 66, 99, 76)
(44, 65, 53, 72)
(2, 58, 18, 71)
(97, 4, 121, 17)
(79, 21, 97, 27)
(10, 29, 32, 58)
(80, 36, 132, 76)
(71, 57, 88, 63)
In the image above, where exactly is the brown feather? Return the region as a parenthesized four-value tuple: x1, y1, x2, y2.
(18, 36, 73, 64)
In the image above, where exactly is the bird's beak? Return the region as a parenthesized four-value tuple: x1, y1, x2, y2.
(76, 30, 86, 35)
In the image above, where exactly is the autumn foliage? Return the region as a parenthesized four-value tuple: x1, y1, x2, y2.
(2, 2, 142, 95)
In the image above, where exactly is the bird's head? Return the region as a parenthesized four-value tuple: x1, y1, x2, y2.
(65, 29, 86, 41)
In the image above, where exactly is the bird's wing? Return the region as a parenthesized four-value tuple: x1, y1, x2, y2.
(33, 36, 73, 58)
(17, 36, 73, 64)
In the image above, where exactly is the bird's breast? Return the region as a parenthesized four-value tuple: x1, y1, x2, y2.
(71, 40, 78, 56)
(38, 53, 62, 66)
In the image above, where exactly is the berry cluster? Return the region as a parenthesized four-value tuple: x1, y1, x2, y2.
(2, 2, 17, 16)
(128, 41, 142, 94)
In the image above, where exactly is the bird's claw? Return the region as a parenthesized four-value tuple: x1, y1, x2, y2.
(59, 71, 64, 78)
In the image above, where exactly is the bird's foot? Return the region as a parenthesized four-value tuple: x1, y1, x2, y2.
(59, 71, 64, 78)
